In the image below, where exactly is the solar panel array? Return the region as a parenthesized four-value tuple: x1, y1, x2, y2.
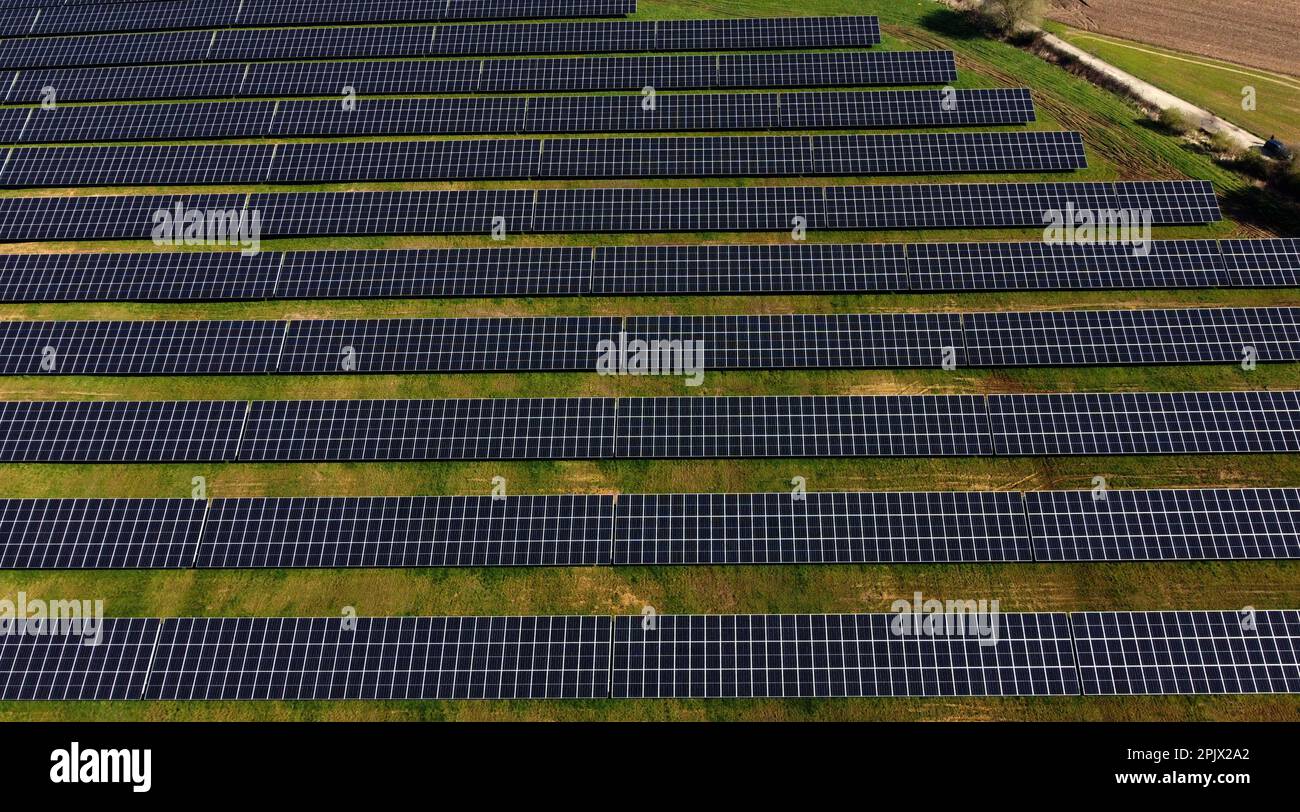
(612, 613, 1080, 697)
(0, 132, 1087, 187)
(1072, 610, 1300, 695)
(0, 182, 1219, 241)
(0, 16, 879, 70)
(0, 51, 956, 103)
(7, 392, 1296, 461)
(7, 239, 1296, 304)
(144, 615, 613, 699)
(5, 486, 1300, 570)
(4, 609, 1298, 699)
(0, 0, 636, 39)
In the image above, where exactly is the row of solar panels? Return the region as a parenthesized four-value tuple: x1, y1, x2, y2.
(4, 240, 1294, 303)
(4, 390, 1300, 462)
(0, 132, 1087, 187)
(0, 90, 1039, 144)
(0, 181, 1221, 241)
(0, 51, 959, 104)
(3, 307, 1294, 375)
(4, 487, 1300, 569)
(0, 17, 878, 67)
(2, 610, 1296, 699)
(0, 0, 635, 36)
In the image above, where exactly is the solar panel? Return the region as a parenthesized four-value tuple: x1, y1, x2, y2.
(0, 617, 159, 700)
(242, 59, 481, 98)
(266, 140, 541, 183)
(811, 132, 1086, 175)
(478, 55, 715, 93)
(237, 398, 617, 461)
(236, 0, 457, 27)
(0, 192, 247, 241)
(19, 101, 278, 143)
(591, 244, 907, 294)
(0, 182, 1219, 241)
(278, 317, 620, 373)
(611, 613, 1079, 697)
(1, 144, 274, 187)
(1221, 238, 1300, 287)
(4, 63, 245, 103)
(258, 189, 532, 237)
(0, 105, 30, 142)
(717, 50, 956, 88)
(0, 319, 284, 374)
(531, 185, 825, 232)
(1071, 610, 1300, 695)
(270, 97, 528, 137)
(988, 390, 1300, 455)
(963, 307, 1300, 366)
(523, 92, 779, 133)
(614, 395, 992, 458)
(0, 251, 280, 303)
(779, 88, 1036, 128)
(11, 2, 227, 37)
(623, 313, 962, 368)
(538, 135, 809, 178)
(0, 30, 214, 70)
(0, 497, 204, 568)
(441, 0, 635, 20)
(0, 400, 247, 462)
(654, 15, 879, 52)
(275, 247, 591, 299)
(197, 495, 615, 567)
(1027, 488, 1300, 561)
(143, 615, 613, 699)
(613, 491, 1031, 564)
(907, 239, 1228, 291)
(208, 25, 435, 63)
(820, 181, 1220, 230)
(431, 20, 655, 56)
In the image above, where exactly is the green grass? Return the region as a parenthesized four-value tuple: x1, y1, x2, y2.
(2, 0, 1299, 721)
(1044, 21, 1300, 147)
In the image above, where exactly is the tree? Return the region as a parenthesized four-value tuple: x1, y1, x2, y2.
(980, 0, 1045, 35)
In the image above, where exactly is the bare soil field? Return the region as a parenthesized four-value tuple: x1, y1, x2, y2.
(1046, 0, 1300, 77)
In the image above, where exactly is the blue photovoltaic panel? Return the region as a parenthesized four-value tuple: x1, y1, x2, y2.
(779, 88, 1036, 129)
(0, 251, 281, 303)
(613, 491, 1031, 564)
(1027, 488, 1300, 561)
(907, 240, 1229, 291)
(1072, 610, 1300, 695)
(197, 495, 615, 567)
(988, 390, 1300, 455)
(717, 50, 956, 88)
(477, 55, 715, 93)
(266, 140, 541, 183)
(237, 398, 617, 461)
(0, 30, 214, 69)
(0, 193, 246, 241)
(269, 97, 528, 137)
(623, 313, 962, 368)
(277, 317, 620, 373)
(208, 25, 435, 63)
(1220, 238, 1300, 287)
(431, 20, 655, 56)
(143, 615, 613, 699)
(18, 100, 279, 143)
(611, 613, 1079, 697)
(0, 319, 284, 374)
(241, 59, 481, 98)
(810, 131, 1086, 175)
(275, 247, 592, 299)
(614, 395, 993, 458)
(0, 617, 159, 700)
(251, 190, 533, 237)
(0, 497, 204, 568)
(962, 307, 1300, 366)
(4, 63, 246, 103)
(0, 144, 274, 187)
(0, 400, 247, 462)
(591, 244, 908, 294)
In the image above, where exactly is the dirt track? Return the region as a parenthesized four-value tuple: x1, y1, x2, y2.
(1046, 0, 1300, 78)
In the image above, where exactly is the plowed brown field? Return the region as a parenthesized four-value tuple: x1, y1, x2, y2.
(1047, 0, 1300, 77)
